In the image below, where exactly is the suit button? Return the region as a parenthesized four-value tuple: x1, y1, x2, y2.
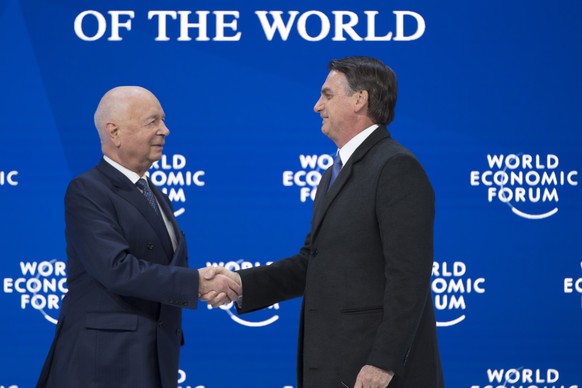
(158, 321, 164, 328)
(147, 242, 155, 250)
(311, 249, 318, 257)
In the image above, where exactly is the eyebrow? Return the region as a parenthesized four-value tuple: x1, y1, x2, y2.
(146, 114, 164, 121)
(321, 87, 332, 95)
(141, 115, 161, 126)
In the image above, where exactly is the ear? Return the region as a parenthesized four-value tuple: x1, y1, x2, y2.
(106, 122, 121, 147)
(354, 90, 369, 114)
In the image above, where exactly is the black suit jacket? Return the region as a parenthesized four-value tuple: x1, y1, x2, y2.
(37, 159, 200, 388)
(238, 127, 444, 387)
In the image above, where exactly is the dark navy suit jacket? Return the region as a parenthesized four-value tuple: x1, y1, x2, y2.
(37, 158, 199, 388)
(238, 127, 444, 387)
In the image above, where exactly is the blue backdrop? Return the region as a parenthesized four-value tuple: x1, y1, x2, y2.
(1, 0, 581, 387)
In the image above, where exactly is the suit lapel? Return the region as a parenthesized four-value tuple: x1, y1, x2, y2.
(149, 184, 188, 266)
(311, 127, 391, 238)
(150, 183, 182, 244)
(312, 168, 332, 227)
(96, 159, 174, 260)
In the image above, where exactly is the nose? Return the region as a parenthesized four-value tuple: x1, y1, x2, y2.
(159, 122, 170, 136)
(314, 96, 323, 113)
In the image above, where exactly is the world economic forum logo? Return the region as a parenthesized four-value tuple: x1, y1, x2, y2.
(563, 261, 582, 309)
(282, 153, 333, 202)
(148, 153, 206, 217)
(469, 367, 578, 388)
(470, 153, 578, 219)
(204, 260, 280, 327)
(177, 368, 294, 388)
(431, 260, 485, 327)
(0, 170, 19, 187)
(2, 259, 67, 324)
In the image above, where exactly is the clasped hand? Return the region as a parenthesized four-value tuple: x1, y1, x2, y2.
(198, 266, 242, 308)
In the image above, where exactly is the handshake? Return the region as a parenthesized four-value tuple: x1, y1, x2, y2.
(198, 267, 242, 308)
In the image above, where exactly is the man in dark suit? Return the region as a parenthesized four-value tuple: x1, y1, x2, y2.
(209, 56, 444, 387)
(37, 86, 241, 388)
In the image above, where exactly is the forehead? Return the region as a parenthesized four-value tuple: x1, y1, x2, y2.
(321, 70, 349, 94)
(129, 94, 164, 119)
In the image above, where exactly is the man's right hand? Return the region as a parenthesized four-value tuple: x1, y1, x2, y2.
(198, 266, 242, 308)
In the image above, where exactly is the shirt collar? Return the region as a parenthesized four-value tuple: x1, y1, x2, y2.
(338, 124, 379, 165)
(103, 155, 146, 184)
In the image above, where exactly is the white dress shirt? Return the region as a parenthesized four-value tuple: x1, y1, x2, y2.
(337, 124, 379, 166)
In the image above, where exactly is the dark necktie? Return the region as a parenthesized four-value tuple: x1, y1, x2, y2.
(136, 178, 160, 216)
(327, 153, 343, 191)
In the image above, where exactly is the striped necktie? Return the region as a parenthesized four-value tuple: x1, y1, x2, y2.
(136, 178, 160, 216)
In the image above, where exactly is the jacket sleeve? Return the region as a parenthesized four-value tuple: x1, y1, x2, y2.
(236, 233, 311, 314)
